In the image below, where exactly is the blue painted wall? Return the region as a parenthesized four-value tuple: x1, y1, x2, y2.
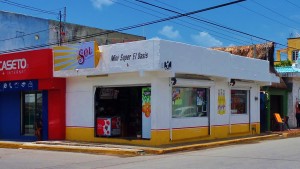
(0, 11, 49, 52)
(0, 90, 48, 141)
(0, 92, 35, 141)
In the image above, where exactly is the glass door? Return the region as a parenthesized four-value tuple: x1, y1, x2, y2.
(22, 92, 42, 136)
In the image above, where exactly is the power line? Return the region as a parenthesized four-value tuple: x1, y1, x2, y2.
(285, 0, 300, 9)
(134, 0, 298, 50)
(113, 0, 252, 45)
(0, 0, 58, 15)
(0, 0, 245, 54)
(0, 27, 57, 42)
(238, 4, 299, 31)
(152, 0, 258, 42)
(251, 0, 300, 25)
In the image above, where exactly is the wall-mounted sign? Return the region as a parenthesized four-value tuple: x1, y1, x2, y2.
(0, 49, 52, 81)
(163, 61, 172, 70)
(53, 41, 101, 71)
(0, 80, 38, 92)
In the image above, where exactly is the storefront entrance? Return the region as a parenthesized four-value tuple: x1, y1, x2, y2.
(94, 86, 150, 139)
(22, 91, 43, 140)
(270, 95, 283, 131)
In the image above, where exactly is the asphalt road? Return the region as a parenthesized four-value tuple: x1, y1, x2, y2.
(1, 137, 300, 169)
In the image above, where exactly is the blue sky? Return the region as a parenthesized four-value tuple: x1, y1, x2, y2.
(1, 0, 300, 52)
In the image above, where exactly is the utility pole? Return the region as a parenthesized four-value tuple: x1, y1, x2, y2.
(64, 7, 66, 23)
(59, 10, 62, 46)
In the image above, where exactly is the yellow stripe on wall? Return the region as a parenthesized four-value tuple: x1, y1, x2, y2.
(54, 52, 75, 57)
(66, 123, 260, 146)
(54, 62, 76, 71)
(54, 57, 76, 64)
(171, 127, 209, 141)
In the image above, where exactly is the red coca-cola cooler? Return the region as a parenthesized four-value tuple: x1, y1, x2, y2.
(96, 116, 121, 136)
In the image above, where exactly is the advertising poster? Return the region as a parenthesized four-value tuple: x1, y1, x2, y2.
(217, 89, 226, 115)
(142, 87, 151, 139)
(111, 116, 121, 136)
(53, 41, 101, 71)
(172, 88, 182, 105)
(96, 118, 111, 136)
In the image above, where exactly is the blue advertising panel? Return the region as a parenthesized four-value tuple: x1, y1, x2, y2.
(0, 80, 38, 92)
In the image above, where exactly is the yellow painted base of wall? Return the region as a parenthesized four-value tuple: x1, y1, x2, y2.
(66, 123, 260, 146)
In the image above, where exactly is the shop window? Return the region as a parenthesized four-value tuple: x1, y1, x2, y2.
(172, 87, 209, 118)
(21, 91, 43, 136)
(231, 90, 249, 114)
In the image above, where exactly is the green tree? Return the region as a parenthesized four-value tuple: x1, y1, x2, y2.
(275, 59, 292, 67)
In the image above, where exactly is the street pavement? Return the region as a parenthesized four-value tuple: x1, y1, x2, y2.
(2, 137, 300, 169)
(0, 129, 300, 156)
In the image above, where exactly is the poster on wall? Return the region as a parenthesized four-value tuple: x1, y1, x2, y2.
(53, 41, 101, 71)
(172, 88, 182, 105)
(217, 89, 226, 115)
(142, 87, 151, 139)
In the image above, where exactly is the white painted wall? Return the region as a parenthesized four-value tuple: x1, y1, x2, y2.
(158, 40, 277, 83)
(66, 75, 261, 138)
(66, 73, 153, 127)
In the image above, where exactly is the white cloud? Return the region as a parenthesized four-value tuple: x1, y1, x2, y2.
(191, 32, 223, 47)
(159, 26, 180, 39)
(91, 0, 114, 9)
(149, 37, 161, 40)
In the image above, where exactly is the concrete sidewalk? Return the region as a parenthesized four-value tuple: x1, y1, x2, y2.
(1, 129, 300, 156)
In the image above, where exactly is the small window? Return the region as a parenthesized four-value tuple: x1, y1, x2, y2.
(292, 50, 299, 61)
(231, 90, 249, 114)
(172, 87, 209, 118)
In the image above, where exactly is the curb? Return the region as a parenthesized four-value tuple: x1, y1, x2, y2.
(142, 134, 280, 154)
(0, 142, 144, 156)
(281, 131, 300, 138)
(0, 134, 285, 156)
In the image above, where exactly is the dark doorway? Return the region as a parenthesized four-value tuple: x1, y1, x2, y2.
(260, 92, 267, 132)
(270, 95, 282, 131)
(94, 86, 144, 138)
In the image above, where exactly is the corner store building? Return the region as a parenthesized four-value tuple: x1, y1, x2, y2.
(54, 40, 278, 146)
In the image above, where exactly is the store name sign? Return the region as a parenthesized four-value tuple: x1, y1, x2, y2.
(111, 52, 148, 62)
(53, 41, 101, 71)
(0, 58, 27, 71)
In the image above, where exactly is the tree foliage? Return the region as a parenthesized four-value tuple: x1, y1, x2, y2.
(275, 59, 292, 67)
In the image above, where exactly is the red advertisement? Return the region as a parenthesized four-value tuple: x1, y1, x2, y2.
(0, 49, 53, 81)
(97, 117, 121, 136)
(111, 116, 121, 129)
(97, 118, 111, 136)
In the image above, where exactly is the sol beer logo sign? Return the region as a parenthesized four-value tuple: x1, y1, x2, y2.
(53, 41, 101, 71)
(0, 58, 27, 71)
